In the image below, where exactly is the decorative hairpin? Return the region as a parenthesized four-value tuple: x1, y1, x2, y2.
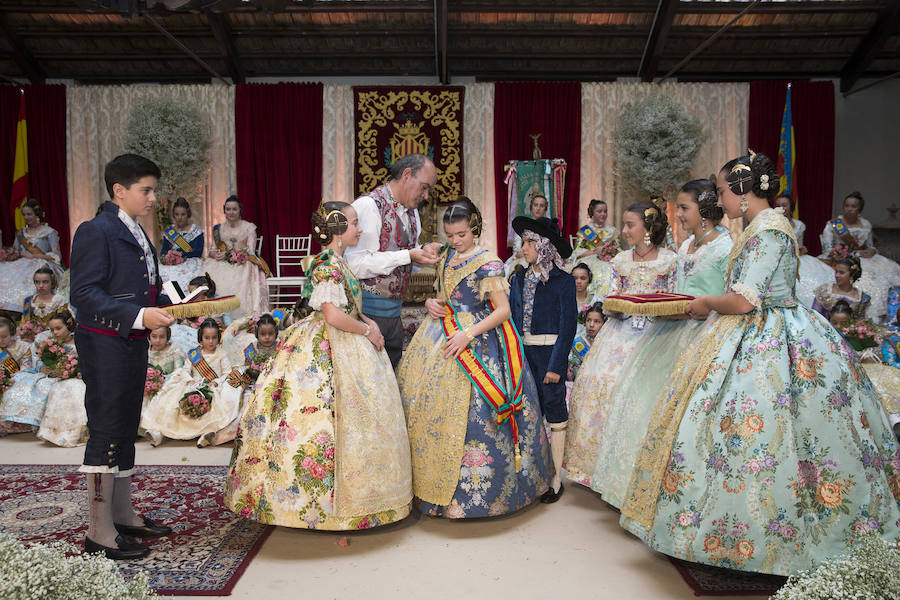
(759, 174, 769, 191)
(316, 203, 345, 224)
(644, 207, 657, 219)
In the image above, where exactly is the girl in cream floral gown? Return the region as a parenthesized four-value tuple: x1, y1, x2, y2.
(224, 202, 412, 530)
(398, 199, 551, 518)
(203, 196, 269, 319)
(620, 153, 900, 576)
(565, 200, 676, 490)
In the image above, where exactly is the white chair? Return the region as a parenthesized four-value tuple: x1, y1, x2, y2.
(266, 234, 313, 308)
(255, 235, 264, 256)
(569, 234, 578, 248)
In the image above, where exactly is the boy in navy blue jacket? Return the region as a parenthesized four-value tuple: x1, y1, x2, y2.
(509, 216, 576, 503)
(70, 154, 175, 560)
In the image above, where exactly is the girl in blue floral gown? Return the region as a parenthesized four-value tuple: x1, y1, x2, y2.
(398, 199, 551, 518)
(620, 152, 900, 576)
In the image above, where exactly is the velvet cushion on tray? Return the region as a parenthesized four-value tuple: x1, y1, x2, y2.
(603, 292, 695, 316)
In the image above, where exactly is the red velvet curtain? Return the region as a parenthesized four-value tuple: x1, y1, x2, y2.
(493, 81, 582, 260)
(235, 83, 323, 271)
(0, 84, 69, 262)
(748, 80, 835, 256)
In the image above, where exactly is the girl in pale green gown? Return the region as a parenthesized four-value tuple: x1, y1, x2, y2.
(619, 153, 900, 576)
(589, 180, 733, 508)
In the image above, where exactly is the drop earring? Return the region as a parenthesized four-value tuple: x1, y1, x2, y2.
(740, 196, 749, 213)
(701, 217, 708, 230)
(643, 231, 651, 247)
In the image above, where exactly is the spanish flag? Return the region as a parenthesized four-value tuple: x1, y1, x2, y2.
(10, 91, 28, 231)
(776, 83, 796, 217)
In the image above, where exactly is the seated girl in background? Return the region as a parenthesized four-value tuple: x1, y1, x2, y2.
(812, 255, 872, 320)
(0, 316, 32, 436)
(0, 311, 77, 435)
(568, 301, 604, 382)
(140, 325, 186, 440)
(18, 267, 70, 343)
(36, 312, 87, 447)
(570, 199, 621, 298)
(140, 318, 244, 447)
(168, 274, 230, 354)
(207, 313, 281, 446)
(158, 197, 205, 292)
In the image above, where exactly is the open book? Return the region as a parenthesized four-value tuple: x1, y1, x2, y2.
(162, 280, 209, 305)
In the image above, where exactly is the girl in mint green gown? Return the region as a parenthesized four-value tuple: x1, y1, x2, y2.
(619, 153, 900, 576)
(589, 180, 732, 508)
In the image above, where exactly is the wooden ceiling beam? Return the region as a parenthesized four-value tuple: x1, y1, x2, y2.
(434, 0, 448, 84)
(638, 0, 678, 82)
(0, 15, 45, 82)
(206, 10, 244, 83)
(840, 0, 900, 93)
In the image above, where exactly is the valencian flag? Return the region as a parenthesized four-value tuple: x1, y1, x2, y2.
(777, 83, 796, 217)
(10, 91, 28, 231)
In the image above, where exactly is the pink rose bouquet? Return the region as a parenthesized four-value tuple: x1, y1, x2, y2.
(178, 386, 213, 419)
(827, 243, 854, 263)
(160, 249, 185, 266)
(18, 320, 44, 343)
(226, 248, 249, 265)
(838, 319, 881, 352)
(0, 247, 21, 262)
(597, 238, 620, 262)
(37, 338, 79, 379)
(144, 365, 165, 398)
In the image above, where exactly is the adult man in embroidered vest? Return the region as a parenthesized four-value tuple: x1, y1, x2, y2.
(345, 153, 440, 368)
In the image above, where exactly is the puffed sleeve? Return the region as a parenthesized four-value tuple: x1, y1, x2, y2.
(730, 230, 790, 310)
(477, 260, 509, 298)
(308, 262, 349, 311)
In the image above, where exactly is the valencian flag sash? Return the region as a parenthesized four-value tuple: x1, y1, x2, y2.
(212, 224, 272, 277)
(271, 308, 286, 329)
(188, 347, 218, 382)
(831, 218, 861, 251)
(0, 348, 20, 375)
(572, 336, 590, 359)
(226, 367, 251, 389)
(577, 224, 600, 250)
(244, 343, 257, 363)
(441, 301, 526, 471)
(163, 226, 193, 253)
(22, 295, 32, 319)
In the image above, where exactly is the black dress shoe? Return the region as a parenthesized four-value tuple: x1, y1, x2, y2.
(540, 483, 564, 504)
(85, 535, 150, 560)
(114, 516, 172, 538)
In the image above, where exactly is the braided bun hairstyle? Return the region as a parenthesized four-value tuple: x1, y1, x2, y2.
(587, 199, 606, 217)
(839, 255, 863, 282)
(680, 178, 723, 223)
(311, 201, 351, 246)
(721, 151, 780, 202)
(442, 196, 482, 237)
(48, 310, 76, 333)
(626, 199, 669, 247)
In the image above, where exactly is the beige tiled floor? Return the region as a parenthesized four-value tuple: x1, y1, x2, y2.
(0, 434, 757, 600)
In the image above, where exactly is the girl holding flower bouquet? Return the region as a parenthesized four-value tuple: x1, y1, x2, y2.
(225, 201, 412, 530)
(158, 197, 205, 292)
(140, 319, 243, 447)
(202, 196, 269, 319)
(1, 312, 76, 433)
(37, 312, 89, 447)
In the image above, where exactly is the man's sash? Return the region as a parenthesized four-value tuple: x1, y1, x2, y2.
(0, 348, 19, 375)
(213, 224, 272, 277)
(188, 347, 219, 382)
(441, 301, 526, 471)
(578, 224, 600, 250)
(163, 226, 193, 253)
(831, 218, 861, 251)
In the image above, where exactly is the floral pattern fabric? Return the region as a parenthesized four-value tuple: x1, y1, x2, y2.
(202, 220, 268, 319)
(564, 248, 676, 487)
(620, 209, 900, 576)
(0, 225, 65, 313)
(224, 251, 412, 530)
(569, 222, 621, 299)
(397, 249, 551, 518)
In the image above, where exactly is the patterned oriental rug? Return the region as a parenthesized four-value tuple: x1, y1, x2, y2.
(0, 464, 272, 596)
(669, 556, 788, 596)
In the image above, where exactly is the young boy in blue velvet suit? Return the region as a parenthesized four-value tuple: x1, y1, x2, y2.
(509, 216, 576, 503)
(70, 154, 175, 560)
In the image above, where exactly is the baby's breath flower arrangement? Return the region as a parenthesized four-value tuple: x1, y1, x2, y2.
(0, 533, 157, 600)
(124, 97, 211, 229)
(770, 532, 900, 600)
(614, 92, 704, 197)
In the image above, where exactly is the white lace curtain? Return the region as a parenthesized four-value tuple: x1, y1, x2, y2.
(580, 82, 750, 241)
(66, 84, 237, 247)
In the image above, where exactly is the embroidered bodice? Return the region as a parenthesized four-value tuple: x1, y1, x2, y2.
(609, 247, 677, 295)
(676, 229, 733, 297)
(307, 251, 363, 318)
(728, 208, 799, 310)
